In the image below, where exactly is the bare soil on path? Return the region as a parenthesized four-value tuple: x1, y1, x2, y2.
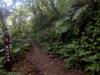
(13, 43, 86, 75)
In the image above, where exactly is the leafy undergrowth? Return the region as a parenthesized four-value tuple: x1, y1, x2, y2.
(0, 38, 30, 75)
(33, 10, 100, 75)
(11, 39, 30, 61)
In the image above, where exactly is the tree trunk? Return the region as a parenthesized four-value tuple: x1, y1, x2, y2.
(50, 0, 60, 15)
(0, 9, 12, 71)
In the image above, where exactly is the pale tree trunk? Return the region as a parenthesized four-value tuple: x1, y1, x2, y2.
(0, 9, 12, 71)
(50, 0, 60, 15)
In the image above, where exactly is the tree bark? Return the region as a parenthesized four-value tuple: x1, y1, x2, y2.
(0, 9, 12, 71)
(50, 0, 60, 15)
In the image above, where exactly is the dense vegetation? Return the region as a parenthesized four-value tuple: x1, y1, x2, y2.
(0, 0, 100, 75)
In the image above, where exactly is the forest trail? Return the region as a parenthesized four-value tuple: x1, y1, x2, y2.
(13, 43, 85, 75)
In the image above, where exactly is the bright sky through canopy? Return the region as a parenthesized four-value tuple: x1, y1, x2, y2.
(4, 0, 13, 6)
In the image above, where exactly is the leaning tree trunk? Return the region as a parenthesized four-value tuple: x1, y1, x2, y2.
(50, 0, 60, 15)
(0, 8, 12, 71)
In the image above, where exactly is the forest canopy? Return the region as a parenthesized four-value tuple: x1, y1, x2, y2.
(0, 0, 100, 75)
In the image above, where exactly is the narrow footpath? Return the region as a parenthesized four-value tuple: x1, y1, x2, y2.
(13, 43, 85, 75)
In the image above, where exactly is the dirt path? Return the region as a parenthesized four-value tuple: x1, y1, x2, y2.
(13, 43, 85, 75)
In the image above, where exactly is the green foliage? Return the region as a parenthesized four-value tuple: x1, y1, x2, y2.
(0, 34, 29, 75)
(6, 72, 21, 75)
(0, 35, 5, 75)
(1, 0, 100, 75)
(11, 39, 29, 57)
(33, 6, 100, 74)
